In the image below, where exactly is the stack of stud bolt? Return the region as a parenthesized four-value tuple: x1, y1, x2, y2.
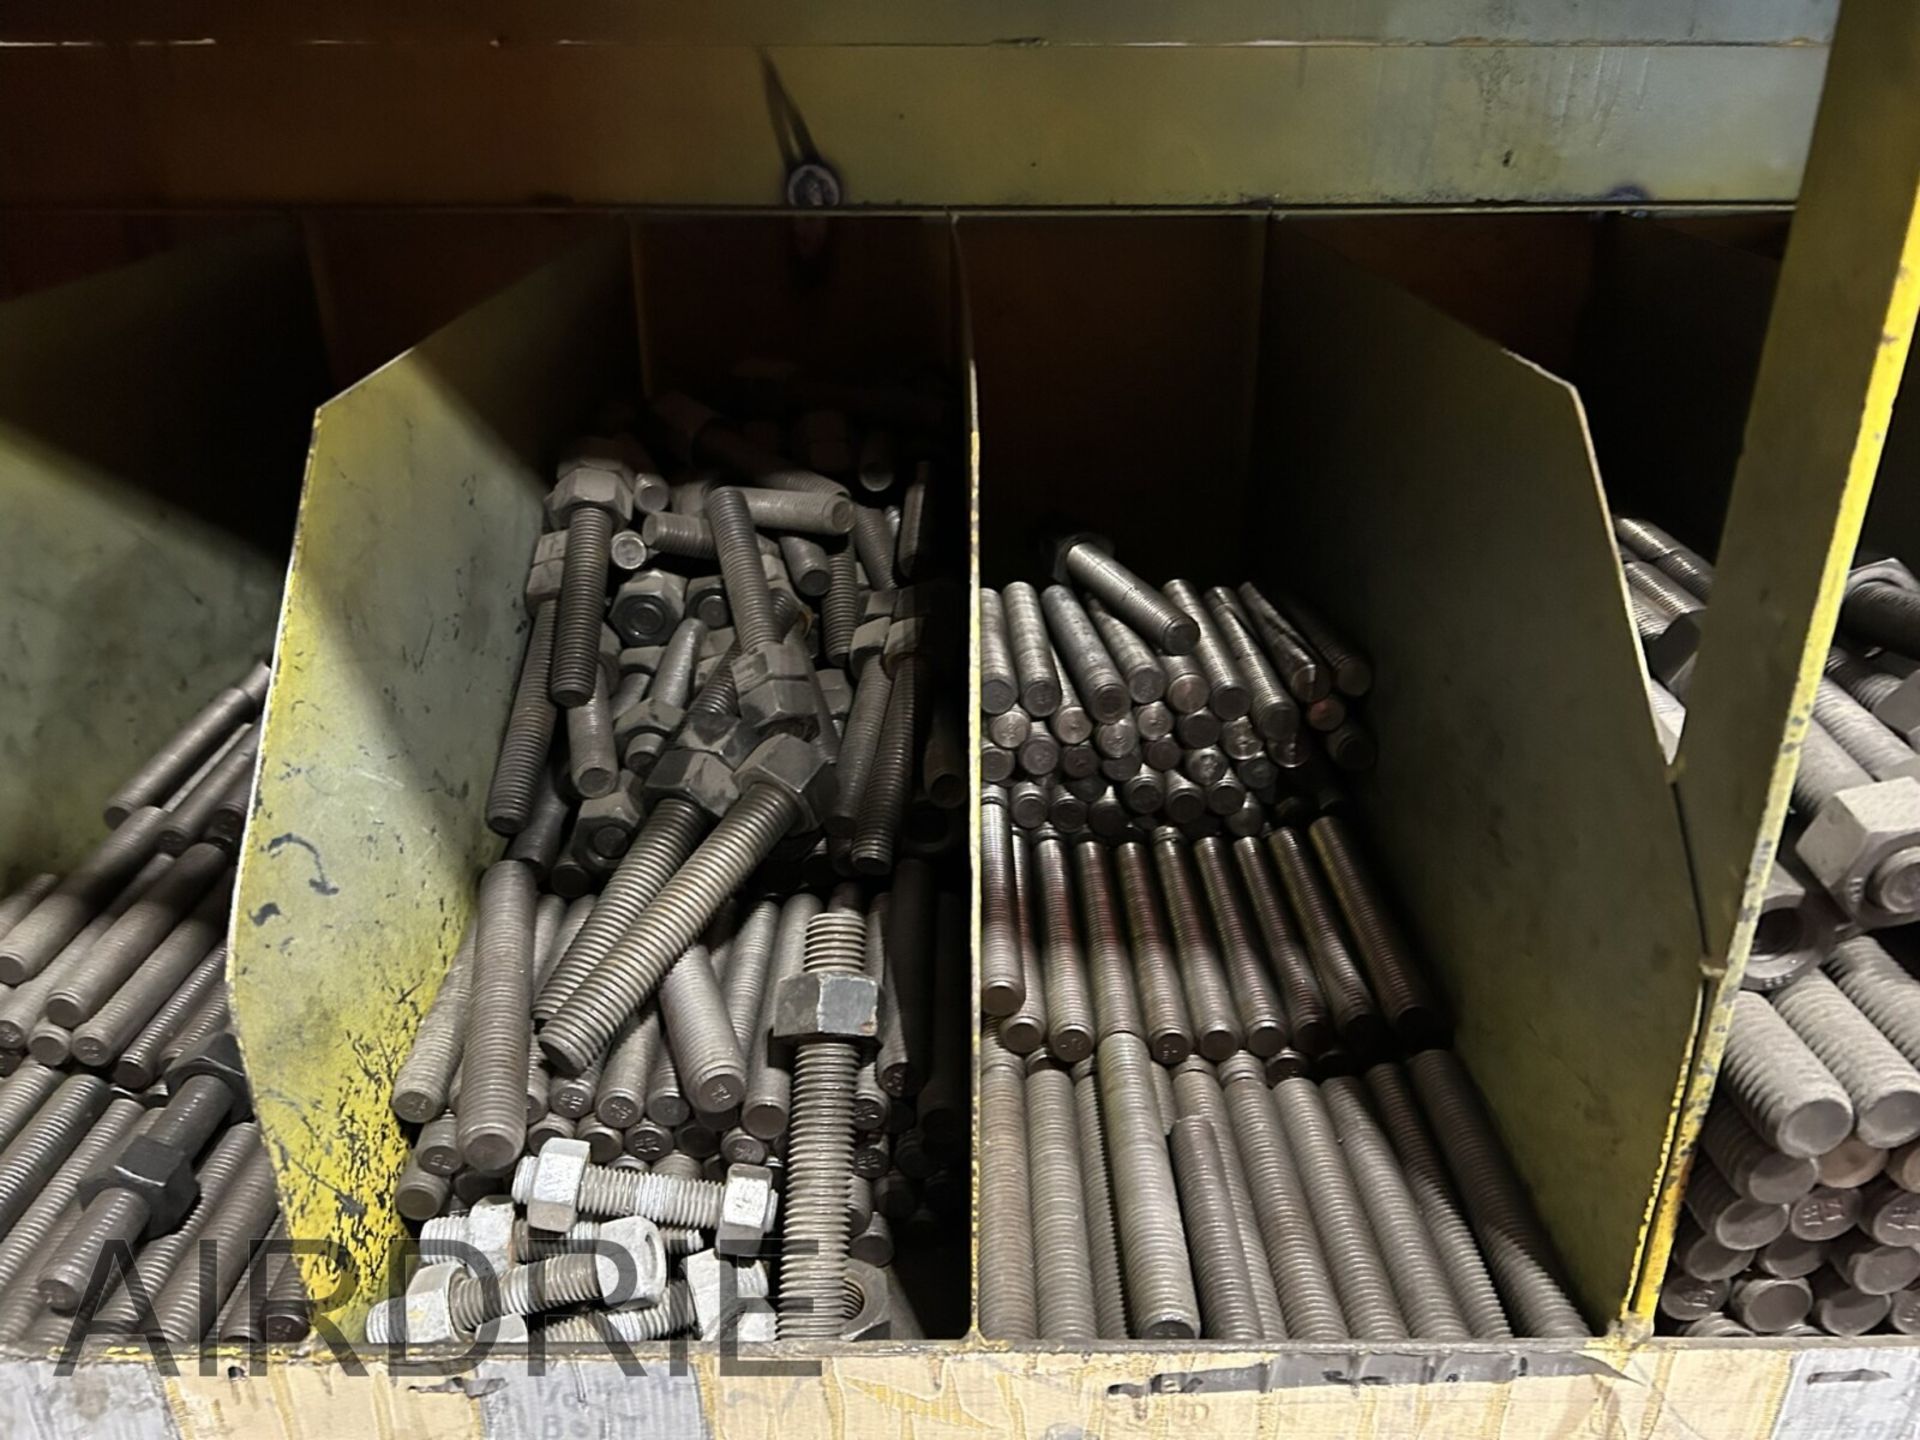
(380, 372, 966, 1345)
(980, 537, 1375, 841)
(978, 540, 1587, 1341)
(0, 660, 312, 1347)
(1618, 518, 1920, 1337)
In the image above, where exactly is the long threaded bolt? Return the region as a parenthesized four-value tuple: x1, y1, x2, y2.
(777, 912, 869, 1339)
(1068, 1058, 1129, 1339)
(0, 1063, 64, 1152)
(458, 860, 536, 1172)
(1204, 589, 1299, 743)
(979, 589, 1019, 715)
(487, 602, 560, 834)
(1236, 584, 1330, 704)
(851, 652, 923, 875)
(1614, 517, 1715, 601)
(1306, 816, 1448, 1047)
(1041, 585, 1128, 724)
(0, 805, 169, 984)
(0, 1074, 112, 1235)
(1720, 991, 1853, 1157)
(979, 790, 1026, 1022)
(1060, 540, 1198, 655)
(1085, 596, 1168, 706)
(1112, 841, 1194, 1064)
(0, 1097, 145, 1302)
(1169, 1060, 1285, 1336)
(1149, 830, 1244, 1061)
(1322, 1076, 1471, 1339)
(1792, 721, 1874, 815)
(1002, 826, 1051, 1055)
(1270, 1076, 1408, 1339)
(705, 487, 779, 652)
(1827, 647, 1902, 712)
(112, 946, 226, 1092)
(1071, 839, 1147, 1045)
(147, 1137, 279, 1343)
(1002, 583, 1061, 717)
(658, 940, 747, 1113)
(541, 782, 806, 1074)
(391, 923, 473, 1123)
(1229, 837, 1334, 1056)
(1097, 1032, 1200, 1339)
(826, 660, 894, 841)
(979, 1025, 1040, 1340)
(742, 894, 818, 1142)
(1030, 831, 1094, 1063)
(1163, 580, 1249, 720)
(47, 847, 230, 1029)
(1168, 1115, 1263, 1341)
(565, 671, 620, 799)
(550, 504, 617, 708)
(1189, 837, 1288, 1057)
(1814, 678, 1920, 782)
(1700, 1101, 1818, 1205)
(102, 661, 269, 825)
(1268, 827, 1389, 1058)
(1361, 1062, 1510, 1337)
(1025, 1056, 1098, 1341)
(1843, 578, 1920, 656)
(1772, 970, 1920, 1149)
(1405, 1049, 1588, 1337)
(1827, 935, 1920, 1071)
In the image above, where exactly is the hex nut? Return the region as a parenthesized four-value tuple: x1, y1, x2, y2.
(642, 749, 740, 821)
(79, 1134, 198, 1235)
(1648, 614, 1703, 697)
(167, 1031, 254, 1121)
(772, 972, 881, 1045)
(534, 530, 570, 565)
(615, 697, 685, 755)
(849, 618, 891, 677)
(735, 735, 837, 833)
(716, 1164, 777, 1256)
(474, 1314, 530, 1345)
(688, 575, 730, 628)
(1846, 556, 1920, 596)
(1875, 673, 1920, 748)
(620, 645, 665, 677)
(593, 1215, 668, 1307)
(523, 1138, 591, 1232)
(685, 1249, 734, 1338)
(1746, 857, 1840, 992)
(402, 1261, 465, 1343)
(526, 559, 565, 609)
(610, 572, 688, 646)
(840, 1260, 893, 1340)
(735, 639, 820, 739)
(578, 787, 644, 859)
(883, 617, 926, 675)
(677, 711, 763, 769)
(546, 464, 634, 526)
(1796, 778, 1920, 928)
(862, 589, 898, 622)
(466, 1197, 516, 1279)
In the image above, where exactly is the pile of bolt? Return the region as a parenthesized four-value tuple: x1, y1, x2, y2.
(1618, 520, 1920, 1336)
(0, 661, 311, 1346)
(381, 382, 966, 1344)
(978, 795, 1588, 1340)
(980, 538, 1374, 839)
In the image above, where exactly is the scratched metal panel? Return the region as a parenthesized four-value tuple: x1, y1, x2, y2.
(228, 226, 637, 1330)
(476, 1359, 707, 1439)
(0, 227, 323, 887)
(0, 1359, 176, 1440)
(1773, 1345, 1920, 1440)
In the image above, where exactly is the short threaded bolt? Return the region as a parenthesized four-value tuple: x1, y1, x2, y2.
(1720, 991, 1853, 1157)
(550, 505, 617, 708)
(1772, 970, 1920, 1149)
(706, 487, 779, 652)
(778, 912, 869, 1340)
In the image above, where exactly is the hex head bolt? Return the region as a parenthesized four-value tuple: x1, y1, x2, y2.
(1022, 1057, 1099, 1341)
(1095, 1032, 1201, 1338)
(1167, 1060, 1286, 1335)
(455, 861, 535, 1173)
(658, 940, 747, 1114)
(1406, 1048, 1588, 1337)
(1070, 839, 1146, 1045)
(1053, 538, 1197, 656)
(851, 649, 924, 876)
(486, 602, 560, 834)
(547, 472, 631, 709)
(146, 1135, 280, 1343)
(1772, 970, 1920, 1148)
(1147, 830, 1243, 1061)
(826, 660, 894, 840)
(1307, 816, 1449, 1047)
(1267, 828, 1389, 1059)
(1700, 1102, 1818, 1205)
(1684, 1153, 1789, 1250)
(1719, 991, 1853, 1158)
(1228, 836, 1335, 1057)
(1266, 1076, 1408, 1339)
(1027, 832, 1094, 1063)
(1110, 841, 1193, 1064)
(0, 805, 170, 984)
(1790, 723, 1920, 927)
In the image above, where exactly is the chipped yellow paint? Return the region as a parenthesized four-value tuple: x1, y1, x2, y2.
(1637, 0, 1920, 1325)
(229, 226, 637, 1332)
(167, 1360, 480, 1440)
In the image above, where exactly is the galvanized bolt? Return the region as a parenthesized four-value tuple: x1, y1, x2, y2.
(1097, 1032, 1200, 1338)
(1772, 970, 1920, 1148)
(458, 860, 536, 1173)
(1054, 536, 1198, 655)
(1720, 990, 1853, 1157)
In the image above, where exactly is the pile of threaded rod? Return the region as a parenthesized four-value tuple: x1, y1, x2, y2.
(385, 371, 967, 1341)
(0, 659, 310, 1347)
(1622, 519, 1920, 1337)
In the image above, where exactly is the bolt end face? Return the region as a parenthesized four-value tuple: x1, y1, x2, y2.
(1159, 614, 1201, 655)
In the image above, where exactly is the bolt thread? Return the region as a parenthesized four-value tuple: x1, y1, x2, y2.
(1112, 842, 1193, 1063)
(828, 661, 895, 839)
(641, 510, 718, 560)
(1827, 647, 1901, 711)
(659, 942, 747, 1113)
(1097, 1032, 1201, 1338)
(1235, 584, 1330, 704)
(392, 927, 473, 1122)
(1307, 816, 1448, 1046)
(1794, 721, 1873, 812)
(978, 1052, 1037, 1339)
(0, 806, 170, 984)
(850, 505, 896, 590)
(104, 671, 264, 825)
(1700, 1101, 1817, 1205)
(743, 895, 817, 1140)
(851, 654, 923, 876)
(598, 1279, 698, 1340)
(1843, 579, 1920, 655)
(541, 786, 797, 1072)
(1722, 990, 1854, 1157)
(999, 831, 1051, 1055)
(779, 1041, 861, 1338)
(1362, 1062, 1511, 1338)
(1085, 596, 1168, 706)
(1229, 837, 1335, 1056)
(1031, 834, 1095, 1062)
(1827, 936, 1920, 1073)
(1405, 1049, 1587, 1337)
(1026, 1063, 1099, 1341)
(1065, 544, 1197, 655)
(571, 1161, 724, 1228)
(1167, 1115, 1263, 1341)
(1002, 583, 1060, 717)
(536, 798, 708, 1025)
(147, 1139, 279, 1343)
(550, 506, 615, 708)
(458, 1253, 602, 1332)
(487, 603, 560, 833)
(823, 545, 860, 666)
(1070, 1063, 1129, 1338)
(0, 1063, 63, 1152)
(1150, 832, 1244, 1061)
(0, 1097, 143, 1301)
(1624, 562, 1703, 622)
(1204, 590, 1298, 743)
(1071, 841, 1146, 1045)
(650, 618, 706, 708)
(458, 861, 536, 1172)
(74, 925, 225, 1071)
(979, 589, 1019, 715)
(49, 849, 231, 1029)
(1774, 970, 1920, 1148)
(0, 1074, 111, 1235)
(684, 635, 745, 719)
(978, 795, 1025, 1017)
(1814, 678, 1918, 782)
(1168, 1063, 1286, 1336)
(1042, 585, 1129, 724)
(707, 487, 779, 651)
(1163, 579, 1248, 721)
(565, 671, 620, 799)
(1268, 828, 1386, 1056)
(1322, 1076, 1471, 1339)
(1189, 839, 1288, 1057)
